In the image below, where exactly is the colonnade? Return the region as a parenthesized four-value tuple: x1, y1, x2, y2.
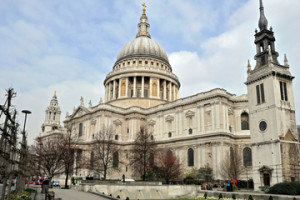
(105, 76, 178, 102)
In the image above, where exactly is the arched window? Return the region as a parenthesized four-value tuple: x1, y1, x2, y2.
(115, 135, 119, 140)
(168, 132, 172, 138)
(189, 128, 193, 134)
(113, 152, 119, 168)
(188, 148, 194, 167)
(241, 112, 249, 130)
(243, 147, 252, 167)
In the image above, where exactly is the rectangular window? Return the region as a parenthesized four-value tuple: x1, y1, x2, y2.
(256, 83, 265, 104)
(260, 84, 265, 103)
(79, 123, 83, 137)
(280, 81, 288, 101)
(256, 85, 260, 104)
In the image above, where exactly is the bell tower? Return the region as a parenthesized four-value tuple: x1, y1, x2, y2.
(246, 0, 298, 190)
(39, 91, 63, 137)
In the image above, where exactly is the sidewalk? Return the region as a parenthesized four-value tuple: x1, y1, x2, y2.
(33, 186, 45, 200)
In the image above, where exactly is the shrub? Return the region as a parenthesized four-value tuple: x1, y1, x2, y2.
(218, 193, 223, 199)
(24, 188, 36, 194)
(233, 184, 238, 191)
(248, 195, 253, 200)
(268, 182, 300, 195)
(232, 194, 236, 199)
(204, 192, 207, 199)
(117, 195, 120, 199)
(126, 197, 130, 200)
(6, 190, 32, 200)
(268, 195, 273, 200)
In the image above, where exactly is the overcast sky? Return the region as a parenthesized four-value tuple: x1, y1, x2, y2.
(0, 0, 299, 144)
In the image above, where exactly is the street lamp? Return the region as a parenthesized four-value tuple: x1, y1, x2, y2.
(21, 110, 31, 133)
(16, 110, 31, 193)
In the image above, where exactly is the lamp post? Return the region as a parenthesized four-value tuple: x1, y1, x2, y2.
(21, 110, 31, 132)
(16, 110, 31, 193)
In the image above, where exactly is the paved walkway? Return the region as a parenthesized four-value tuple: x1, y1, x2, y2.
(33, 186, 108, 200)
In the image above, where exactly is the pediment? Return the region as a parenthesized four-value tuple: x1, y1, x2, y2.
(283, 130, 296, 141)
(258, 165, 273, 172)
(165, 115, 174, 122)
(72, 106, 90, 118)
(185, 110, 195, 117)
(113, 119, 122, 126)
(148, 119, 156, 125)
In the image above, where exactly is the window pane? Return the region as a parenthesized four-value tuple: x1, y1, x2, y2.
(256, 85, 260, 104)
(283, 82, 288, 101)
(243, 147, 252, 167)
(260, 84, 265, 103)
(188, 148, 194, 167)
(113, 152, 119, 168)
(280, 81, 284, 100)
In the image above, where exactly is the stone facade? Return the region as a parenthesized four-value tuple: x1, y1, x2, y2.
(38, 1, 299, 190)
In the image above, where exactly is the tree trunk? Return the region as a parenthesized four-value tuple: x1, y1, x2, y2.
(65, 164, 69, 188)
(1, 177, 7, 200)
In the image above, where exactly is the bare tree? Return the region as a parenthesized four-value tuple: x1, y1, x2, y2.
(221, 145, 243, 180)
(90, 125, 119, 180)
(0, 88, 23, 199)
(60, 131, 76, 188)
(130, 126, 156, 181)
(156, 149, 182, 183)
(36, 135, 65, 181)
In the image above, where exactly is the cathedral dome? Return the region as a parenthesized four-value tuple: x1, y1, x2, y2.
(116, 36, 169, 64)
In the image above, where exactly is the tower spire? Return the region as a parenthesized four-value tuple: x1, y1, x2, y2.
(136, 3, 151, 38)
(258, 0, 268, 31)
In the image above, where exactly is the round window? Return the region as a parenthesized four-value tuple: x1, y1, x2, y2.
(259, 121, 267, 132)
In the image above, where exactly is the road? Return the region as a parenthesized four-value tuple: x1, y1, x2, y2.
(53, 188, 108, 200)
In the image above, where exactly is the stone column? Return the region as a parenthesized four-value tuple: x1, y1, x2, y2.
(223, 104, 228, 131)
(105, 85, 108, 102)
(125, 77, 129, 97)
(169, 82, 172, 101)
(149, 78, 152, 98)
(157, 79, 160, 99)
(108, 82, 111, 101)
(173, 84, 176, 101)
(197, 105, 201, 133)
(133, 76, 137, 97)
(211, 103, 215, 130)
(163, 80, 167, 100)
(141, 76, 144, 97)
(201, 107, 205, 133)
(118, 79, 122, 99)
(216, 102, 220, 129)
(113, 80, 116, 100)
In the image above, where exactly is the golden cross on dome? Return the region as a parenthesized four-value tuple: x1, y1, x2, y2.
(142, 3, 146, 15)
(54, 90, 56, 96)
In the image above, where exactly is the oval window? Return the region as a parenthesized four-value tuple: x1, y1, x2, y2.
(259, 121, 267, 132)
